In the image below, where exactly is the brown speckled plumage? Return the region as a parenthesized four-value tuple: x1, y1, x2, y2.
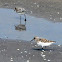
(39, 38, 56, 43)
(33, 36, 56, 43)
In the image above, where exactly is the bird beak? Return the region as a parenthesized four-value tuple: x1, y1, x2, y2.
(30, 38, 34, 42)
(54, 41, 56, 43)
(14, 7, 16, 11)
(14, 9, 15, 11)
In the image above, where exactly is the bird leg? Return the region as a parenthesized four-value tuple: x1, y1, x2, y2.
(20, 16, 21, 24)
(24, 14, 27, 25)
(42, 46, 43, 49)
(45, 46, 46, 48)
(25, 19, 26, 25)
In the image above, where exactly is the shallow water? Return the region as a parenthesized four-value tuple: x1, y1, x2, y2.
(0, 8, 62, 44)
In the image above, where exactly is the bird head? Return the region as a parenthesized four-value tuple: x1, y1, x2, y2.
(30, 36, 39, 42)
(14, 7, 18, 12)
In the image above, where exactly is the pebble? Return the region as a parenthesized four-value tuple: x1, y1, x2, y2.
(50, 50, 52, 52)
(11, 58, 13, 60)
(5, 3, 8, 4)
(44, 59, 46, 60)
(41, 52, 43, 54)
(42, 50, 45, 52)
(21, 52, 23, 54)
(27, 60, 29, 62)
(19, 41, 21, 42)
(41, 54, 46, 58)
(26, 55, 27, 57)
(29, 53, 31, 54)
(42, 50, 44, 51)
(24, 51, 27, 53)
(14, 3, 16, 5)
(33, 55, 35, 57)
(10, 60, 13, 62)
(58, 45, 61, 47)
(31, 43, 33, 45)
(34, 2, 36, 4)
(1, 50, 4, 51)
(4, 40, 5, 41)
(57, 12, 59, 14)
(35, 45, 37, 47)
(30, 11, 33, 14)
(22, 56, 23, 58)
(60, 18, 62, 20)
(37, 5, 39, 7)
(54, 19, 55, 21)
(17, 49, 20, 51)
(42, 55, 46, 57)
(47, 59, 51, 61)
(3, 49, 6, 51)
(10, 58, 13, 62)
(50, 17, 52, 19)
(50, 15, 52, 16)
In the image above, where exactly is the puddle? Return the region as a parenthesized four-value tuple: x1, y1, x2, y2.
(0, 8, 62, 44)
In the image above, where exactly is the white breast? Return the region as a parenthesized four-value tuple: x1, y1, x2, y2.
(16, 8, 26, 14)
(37, 42, 53, 47)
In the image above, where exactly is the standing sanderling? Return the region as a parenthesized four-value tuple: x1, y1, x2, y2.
(14, 7, 27, 24)
(30, 36, 56, 49)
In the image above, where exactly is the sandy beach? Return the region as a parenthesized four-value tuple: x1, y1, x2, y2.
(0, 38, 62, 62)
(0, 0, 62, 62)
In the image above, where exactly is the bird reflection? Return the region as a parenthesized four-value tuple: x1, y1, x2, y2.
(15, 24, 26, 31)
(15, 19, 26, 31)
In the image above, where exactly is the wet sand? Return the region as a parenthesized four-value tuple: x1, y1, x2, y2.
(0, 0, 62, 62)
(0, 38, 62, 62)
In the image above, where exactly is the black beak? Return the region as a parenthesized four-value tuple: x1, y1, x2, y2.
(54, 41, 56, 43)
(30, 39, 34, 42)
(14, 9, 16, 11)
(14, 7, 16, 11)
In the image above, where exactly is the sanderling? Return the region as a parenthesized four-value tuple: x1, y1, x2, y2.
(30, 36, 56, 49)
(14, 7, 27, 24)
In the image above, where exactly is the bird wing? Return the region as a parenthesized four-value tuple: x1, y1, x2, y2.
(40, 38, 56, 43)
